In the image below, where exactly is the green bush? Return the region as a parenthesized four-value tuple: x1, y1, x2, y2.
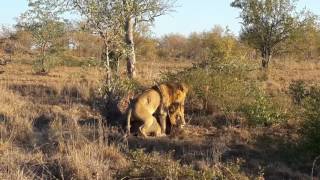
(100, 75, 142, 124)
(32, 55, 58, 74)
(101, 75, 142, 101)
(163, 57, 261, 113)
(239, 92, 285, 126)
(163, 57, 286, 127)
(300, 86, 320, 155)
(288, 80, 308, 105)
(163, 57, 258, 112)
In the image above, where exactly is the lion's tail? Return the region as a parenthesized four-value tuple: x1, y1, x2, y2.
(127, 108, 132, 135)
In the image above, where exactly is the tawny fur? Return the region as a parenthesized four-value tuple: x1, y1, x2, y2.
(127, 82, 188, 137)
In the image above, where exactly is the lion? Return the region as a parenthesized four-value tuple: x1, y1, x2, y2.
(167, 102, 186, 128)
(127, 82, 188, 137)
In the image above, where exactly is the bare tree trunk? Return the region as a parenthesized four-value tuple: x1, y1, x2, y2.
(41, 43, 46, 73)
(125, 17, 136, 78)
(102, 40, 112, 88)
(262, 56, 269, 68)
(261, 47, 272, 69)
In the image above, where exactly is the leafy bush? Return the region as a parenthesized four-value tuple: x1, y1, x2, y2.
(100, 75, 142, 125)
(32, 56, 58, 74)
(163, 57, 259, 113)
(239, 92, 285, 126)
(163, 57, 286, 126)
(289, 80, 308, 105)
(101, 75, 142, 102)
(300, 86, 320, 155)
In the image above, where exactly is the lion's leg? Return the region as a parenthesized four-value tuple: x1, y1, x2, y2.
(139, 117, 152, 137)
(150, 117, 163, 137)
(139, 116, 163, 137)
(139, 115, 156, 137)
(159, 112, 167, 135)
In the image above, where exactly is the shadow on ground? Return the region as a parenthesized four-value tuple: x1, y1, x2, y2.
(9, 84, 90, 105)
(107, 124, 317, 179)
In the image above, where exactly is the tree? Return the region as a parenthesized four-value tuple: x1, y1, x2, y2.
(24, 0, 126, 85)
(158, 34, 187, 59)
(120, 0, 176, 78)
(286, 12, 320, 60)
(134, 24, 159, 61)
(27, 0, 175, 79)
(231, 0, 300, 68)
(70, 0, 124, 86)
(202, 26, 238, 59)
(19, 1, 66, 74)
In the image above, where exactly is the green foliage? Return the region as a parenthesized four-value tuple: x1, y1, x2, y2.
(32, 55, 58, 74)
(164, 56, 286, 126)
(300, 86, 320, 155)
(163, 57, 258, 113)
(201, 26, 240, 60)
(101, 75, 142, 110)
(19, 1, 67, 74)
(284, 11, 320, 59)
(157, 26, 244, 61)
(288, 80, 308, 105)
(231, 0, 301, 67)
(239, 92, 285, 126)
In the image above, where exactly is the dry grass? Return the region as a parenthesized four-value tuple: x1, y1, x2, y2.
(0, 60, 195, 179)
(0, 58, 319, 179)
(261, 59, 320, 90)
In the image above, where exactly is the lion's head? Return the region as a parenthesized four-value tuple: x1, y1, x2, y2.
(168, 83, 188, 128)
(168, 102, 186, 129)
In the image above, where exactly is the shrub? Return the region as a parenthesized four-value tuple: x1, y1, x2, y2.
(289, 80, 308, 105)
(102, 75, 142, 104)
(239, 92, 286, 126)
(162, 57, 259, 113)
(163, 57, 286, 127)
(300, 86, 320, 155)
(99, 75, 142, 125)
(32, 55, 60, 74)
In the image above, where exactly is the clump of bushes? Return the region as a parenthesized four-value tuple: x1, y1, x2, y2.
(99, 75, 142, 125)
(32, 56, 57, 75)
(101, 75, 142, 107)
(163, 57, 285, 127)
(239, 92, 285, 126)
(289, 80, 308, 105)
(287, 80, 320, 155)
(299, 85, 320, 155)
(164, 57, 256, 111)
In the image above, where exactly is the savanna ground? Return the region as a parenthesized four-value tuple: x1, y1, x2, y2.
(1, 56, 320, 179)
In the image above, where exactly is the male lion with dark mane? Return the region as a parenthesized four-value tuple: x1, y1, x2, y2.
(127, 82, 188, 137)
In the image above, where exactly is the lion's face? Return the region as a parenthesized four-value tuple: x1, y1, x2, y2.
(169, 102, 186, 129)
(170, 83, 188, 128)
